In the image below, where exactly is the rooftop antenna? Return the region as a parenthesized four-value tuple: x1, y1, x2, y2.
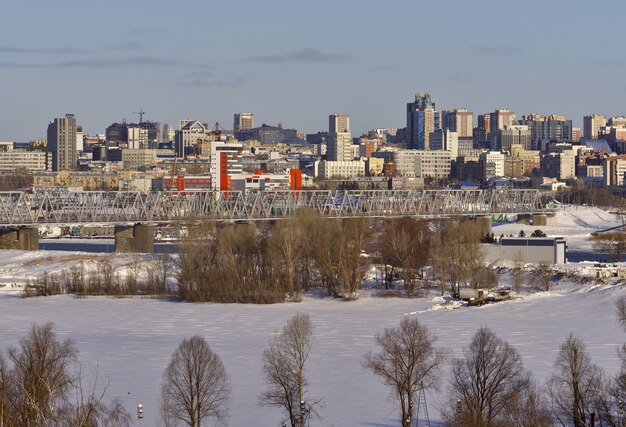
(134, 108, 145, 123)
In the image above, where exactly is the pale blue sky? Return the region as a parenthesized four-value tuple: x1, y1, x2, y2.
(1, 0, 625, 141)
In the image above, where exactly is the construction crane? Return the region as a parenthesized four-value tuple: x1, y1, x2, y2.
(134, 108, 145, 123)
(208, 121, 225, 140)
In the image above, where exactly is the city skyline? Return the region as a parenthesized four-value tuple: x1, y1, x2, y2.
(1, 0, 625, 141)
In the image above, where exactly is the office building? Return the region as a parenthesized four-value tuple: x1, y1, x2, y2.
(430, 130, 459, 158)
(47, 115, 77, 171)
(492, 125, 532, 152)
(413, 151, 452, 180)
(584, 115, 606, 139)
(0, 150, 49, 172)
(176, 120, 211, 158)
(234, 113, 254, 136)
(327, 114, 352, 161)
(442, 108, 473, 137)
(314, 159, 365, 178)
(406, 93, 440, 150)
(210, 141, 243, 190)
(479, 151, 505, 180)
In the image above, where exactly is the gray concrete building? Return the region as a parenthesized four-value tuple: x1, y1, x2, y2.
(47, 115, 77, 171)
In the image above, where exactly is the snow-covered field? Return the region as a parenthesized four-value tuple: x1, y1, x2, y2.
(493, 205, 622, 250)
(0, 206, 625, 426)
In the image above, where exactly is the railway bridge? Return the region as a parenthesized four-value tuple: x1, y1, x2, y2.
(0, 188, 551, 252)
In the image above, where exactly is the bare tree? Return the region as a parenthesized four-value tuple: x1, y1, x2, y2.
(499, 380, 553, 427)
(379, 219, 430, 296)
(364, 317, 446, 427)
(0, 322, 129, 427)
(4, 322, 78, 426)
(431, 220, 484, 295)
(546, 333, 607, 426)
(59, 368, 131, 427)
(160, 336, 231, 427)
(443, 327, 531, 426)
(268, 218, 306, 299)
(260, 313, 319, 427)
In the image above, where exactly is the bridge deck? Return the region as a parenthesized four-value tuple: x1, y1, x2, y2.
(0, 189, 548, 226)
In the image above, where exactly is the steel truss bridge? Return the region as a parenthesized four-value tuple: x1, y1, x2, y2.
(0, 189, 548, 226)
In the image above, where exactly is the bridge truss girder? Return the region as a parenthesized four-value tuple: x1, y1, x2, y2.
(0, 189, 547, 226)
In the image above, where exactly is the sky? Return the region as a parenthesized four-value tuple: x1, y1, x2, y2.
(1, 0, 625, 141)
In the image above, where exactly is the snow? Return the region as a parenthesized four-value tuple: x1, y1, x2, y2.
(493, 205, 622, 250)
(0, 205, 625, 426)
(1, 283, 625, 426)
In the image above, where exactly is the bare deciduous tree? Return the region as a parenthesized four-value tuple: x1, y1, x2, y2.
(443, 327, 531, 426)
(4, 322, 78, 426)
(268, 218, 306, 300)
(500, 380, 553, 427)
(0, 322, 129, 427)
(546, 333, 606, 427)
(59, 368, 131, 427)
(364, 317, 446, 427)
(161, 336, 231, 427)
(379, 219, 430, 296)
(260, 313, 319, 427)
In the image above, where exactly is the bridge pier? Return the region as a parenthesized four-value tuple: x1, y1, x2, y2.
(114, 224, 155, 253)
(462, 216, 492, 236)
(532, 213, 547, 226)
(0, 227, 39, 250)
(476, 215, 492, 236)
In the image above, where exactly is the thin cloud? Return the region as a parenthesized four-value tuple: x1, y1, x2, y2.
(242, 48, 352, 64)
(0, 56, 208, 69)
(471, 45, 522, 57)
(0, 45, 90, 54)
(178, 72, 245, 88)
(108, 40, 147, 51)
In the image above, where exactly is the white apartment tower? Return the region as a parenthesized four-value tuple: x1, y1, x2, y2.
(327, 114, 352, 162)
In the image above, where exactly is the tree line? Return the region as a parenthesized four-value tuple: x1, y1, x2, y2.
(22, 255, 176, 298)
(22, 210, 498, 303)
(177, 208, 491, 303)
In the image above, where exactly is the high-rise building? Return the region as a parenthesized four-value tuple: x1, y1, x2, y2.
(234, 113, 254, 136)
(47, 115, 77, 171)
(520, 113, 573, 148)
(473, 114, 491, 141)
(210, 141, 243, 190)
(430, 130, 459, 158)
(491, 125, 532, 152)
(176, 119, 210, 158)
(583, 115, 606, 139)
(442, 108, 473, 137)
(489, 108, 516, 133)
(406, 92, 440, 150)
(327, 114, 352, 161)
(608, 116, 626, 128)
